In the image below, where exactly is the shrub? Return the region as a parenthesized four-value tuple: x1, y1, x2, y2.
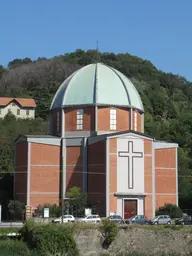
(8, 200, 25, 221)
(0, 240, 30, 256)
(20, 220, 78, 256)
(155, 203, 183, 218)
(0, 228, 19, 235)
(101, 219, 118, 248)
(0, 228, 20, 241)
(34, 204, 61, 218)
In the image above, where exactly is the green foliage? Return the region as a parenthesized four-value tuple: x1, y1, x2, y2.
(0, 228, 19, 235)
(21, 220, 78, 256)
(8, 57, 32, 69)
(8, 200, 25, 220)
(34, 187, 88, 218)
(0, 65, 6, 78)
(0, 240, 30, 256)
(34, 204, 61, 217)
(0, 115, 48, 179)
(102, 219, 118, 246)
(45, 204, 61, 217)
(66, 186, 87, 216)
(155, 203, 183, 218)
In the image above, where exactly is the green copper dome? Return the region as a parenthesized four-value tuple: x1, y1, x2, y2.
(50, 63, 144, 111)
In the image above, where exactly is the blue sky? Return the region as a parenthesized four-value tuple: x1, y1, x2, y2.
(1, 0, 192, 80)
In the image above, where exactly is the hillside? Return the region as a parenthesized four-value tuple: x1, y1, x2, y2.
(0, 49, 192, 209)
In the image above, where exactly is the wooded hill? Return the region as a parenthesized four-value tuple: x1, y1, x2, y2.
(0, 49, 192, 210)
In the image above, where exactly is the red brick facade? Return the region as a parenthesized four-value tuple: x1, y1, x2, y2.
(155, 148, 177, 208)
(50, 106, 143, 135)
(30, 143, 60, 207)
(15, 142, 60, 208)
(65, 107, 95, 132)
(66, 146, 83, 191)
(97, 107, 131, 132)
(14, 104, 177, 219)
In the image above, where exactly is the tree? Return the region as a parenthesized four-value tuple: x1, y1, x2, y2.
(155, 203, 183, 218)
(0, 65, 6, 78)
(66, 186, 87, 216)
(8, 200, 25, 221)
(8, 58, 32, 69)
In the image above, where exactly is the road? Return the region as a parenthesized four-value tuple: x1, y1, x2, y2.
(0, 222, 24, 228)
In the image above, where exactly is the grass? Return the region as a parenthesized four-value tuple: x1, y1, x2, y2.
(1, 222, 192, 234)
(0, 228, 20, 235)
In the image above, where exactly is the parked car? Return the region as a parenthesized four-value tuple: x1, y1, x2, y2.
(79, 214, 101, 223)
(107, 215, 125, 224)
(149, 215, 171, 225)
(126, 215, 149, 225)
(53, 215, 75, 223)
(175, 215, 192, 225)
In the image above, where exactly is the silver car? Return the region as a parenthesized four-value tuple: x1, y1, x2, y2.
(149, 215, 171, 225)
(53, 215, 75, 223)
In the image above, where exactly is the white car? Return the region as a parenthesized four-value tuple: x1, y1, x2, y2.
(53, 215, 75, 223)
(80, 214, 101, 223)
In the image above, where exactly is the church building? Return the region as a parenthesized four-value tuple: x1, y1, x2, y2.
(14, 63, 178, 219)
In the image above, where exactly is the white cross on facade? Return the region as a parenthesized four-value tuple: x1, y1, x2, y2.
(119, 141, 143, 189)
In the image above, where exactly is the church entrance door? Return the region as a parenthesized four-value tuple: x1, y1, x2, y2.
(124, 199, 137, 219)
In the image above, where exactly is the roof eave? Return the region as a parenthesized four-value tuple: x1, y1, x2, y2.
(50, 103, 144, 113)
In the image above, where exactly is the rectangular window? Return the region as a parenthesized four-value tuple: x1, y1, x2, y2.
(110, 109, 116, 130)
(17, 109, 20, 115)
(56, 112, 60, 132)
(26, 110, 29, 116)
(8, 109, 11, 113)
(134, 112, 137, 131)
(77, 109, 83, 130)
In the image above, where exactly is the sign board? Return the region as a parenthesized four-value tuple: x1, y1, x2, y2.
(44, 208, 49, 218)
(85, 208, 92, 216)
(0, 205, 1, 223)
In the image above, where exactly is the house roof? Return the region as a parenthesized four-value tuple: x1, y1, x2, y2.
(0, 97, 36, 108)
